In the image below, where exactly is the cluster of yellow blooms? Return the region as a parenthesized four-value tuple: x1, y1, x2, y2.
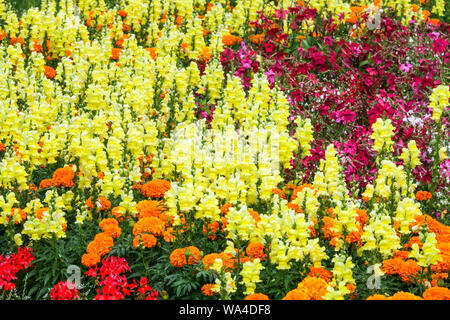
(0, 0, 448, 301)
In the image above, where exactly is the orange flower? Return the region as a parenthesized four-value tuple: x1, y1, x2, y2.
(291, 184, 316, 200)
(415, 191, 432, 201)
(355, 209, 369, 226)
(202, 221, 220, 240)
(117, 10, 128, 17)
(44, 65, 56, 79)
(0, 143, 5, 152)
(97, 196, 111, 212)
(429, 19, 440, 26)
(382, 258, 422, 283)
(35, 207, 49, 220)
(202, 253, 222, 270)
(389, 292, 423, 300)
(39, 178, 54, 189)
(163, 227, 176, 242)
(180, 42, 189, 52)
(346, 13, 357, 24)
(272, 188, 286, 199)
(133, 216, 165, 236)
(81, 253, 101, 267)
(431, 273, 448, 287)
(423, 287, 450, 300)
(308, 267, 332, 282)
(170, 246, 201, 267)
(249, 34, 264, 45)
(111, 206, 124, 221)
(52, 166, 75, 188)
(245, 293, 269, 300)
(99, 218, 121, 238)
(10, 37, 24, 46)
(282, 288, 309, 300)
(146, 47, 157, 60)
(175, 16, 182, 26)
(133, 233, 157, 248)
(393, 250, 410, 260)
(86, 233, 114, 257)
(246, 242, 266, 260)
(221, 203, 232, 215)
(366, 294, 388, 300)
(199, 47, 210, 62)
(9, 208, 26, 224)
(141, 179, 171, 198)
(222, 34, 242, 46)
(248, 209, 260, 224)
(296, 276, 328, 300)
(201, 284, 216, 296)
(136, 200, 165, 219)
(111, 48, 122, 60)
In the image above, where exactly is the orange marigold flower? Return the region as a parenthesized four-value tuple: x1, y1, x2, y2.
(389, 292, 423, 300)
(249, 34, 264, 45)
(246, 242, 266, 260)
(355, 209, 369, 226)
(163, 227, 176, 242)
(201, 284, 216, 296)
(202, 253, 222, 270)
(136, 200, 165, 219)
(39, 178, 54, 189)
(111, 48, 122, 60)
(141, 179, 171, 198)
(81, 253, 101, 267)
(97, 196, 111, 212)
(282, 288, 309, 300)
(415, 191, 432, 201)
(99, 218, 121, 238)
(52, 166, 75, 188)
(393, 250, 410, 260)
(117, 10, 128, 17)
(222, 34, 242, 46)
(44, 65, 56, 79)
(170, 246, 201, 267)
(423, 287, 450, 300)
(133, 216, 165, 236)
(245, 293, 269, 300)
(431, 273, 448, 287)
(0, 143, 6, 152)
(86, 233, 115, 257)
(366, 294, 388, 300)
(308, 267, 332, 282)
(296, 276, 328, 300)
(133, 233, 157, 248)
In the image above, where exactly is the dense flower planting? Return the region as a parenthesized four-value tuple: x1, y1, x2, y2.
(0, 0, 449, 300)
